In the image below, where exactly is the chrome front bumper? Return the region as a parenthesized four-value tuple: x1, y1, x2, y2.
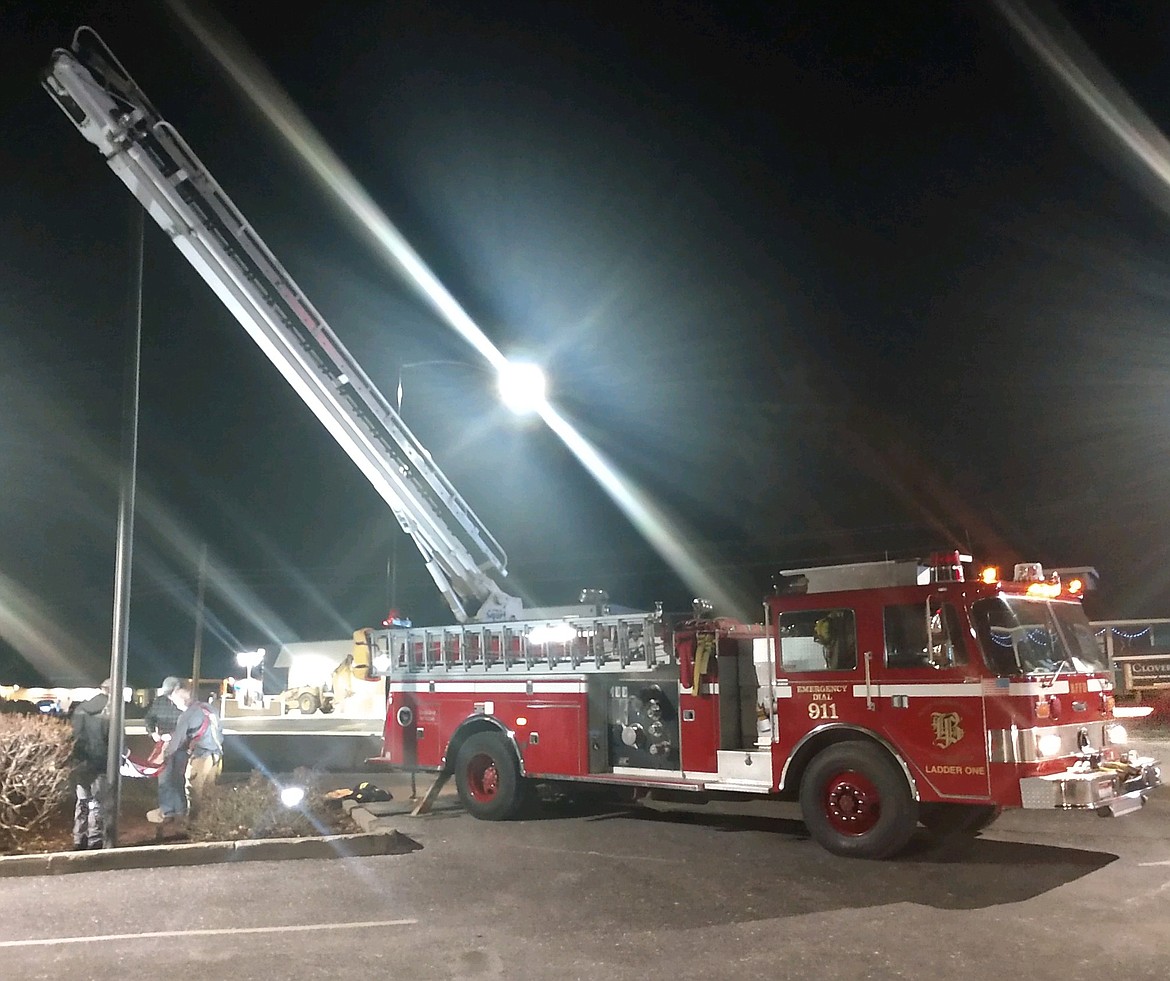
(1019, 757, 1162, 815)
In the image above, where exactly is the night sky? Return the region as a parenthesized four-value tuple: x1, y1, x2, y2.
(5, 1, 1170, 686)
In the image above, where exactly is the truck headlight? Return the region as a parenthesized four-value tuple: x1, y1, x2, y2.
(1106, 724, 1128, 747)
(1037, 731, 1064, 758)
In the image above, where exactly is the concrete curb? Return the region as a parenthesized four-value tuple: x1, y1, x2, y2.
(0, 828, 420, 878)
(344, 798, 417, 832)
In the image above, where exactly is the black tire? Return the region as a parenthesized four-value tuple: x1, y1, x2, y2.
(454, 731, 525, 821)
(298, 693, 318, 715)
(799, 743, 917, 859)
(919, 803, 1001, 838)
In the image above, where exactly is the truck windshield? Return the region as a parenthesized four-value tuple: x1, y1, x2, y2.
(970, 596, 1107, 676)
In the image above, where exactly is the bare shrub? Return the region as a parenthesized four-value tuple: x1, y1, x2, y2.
(187, 767, 354, 841)
(0, 714, 74, 848)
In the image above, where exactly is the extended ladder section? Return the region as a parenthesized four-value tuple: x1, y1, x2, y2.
(43, 28, 520, 623)
(369, 613, 672, 676)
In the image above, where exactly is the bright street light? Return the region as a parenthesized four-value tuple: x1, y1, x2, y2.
(497, 360, 547, 416)
(236, 648, 265, 681)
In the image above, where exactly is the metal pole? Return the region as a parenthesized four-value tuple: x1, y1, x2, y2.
(389, 540, 398, 615)
(192, 542, 207, 695)
(104, 206, 144, 848)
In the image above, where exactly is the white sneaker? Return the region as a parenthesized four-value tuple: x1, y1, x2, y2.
(146, 808, 165, 824)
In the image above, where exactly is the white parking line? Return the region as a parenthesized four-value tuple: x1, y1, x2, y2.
(0, 918, 417, 949)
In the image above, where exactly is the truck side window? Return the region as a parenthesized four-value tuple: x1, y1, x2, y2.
(884, 602, 966, 669)
(930, 602, 966, 667)
(777, 609, 857, 671)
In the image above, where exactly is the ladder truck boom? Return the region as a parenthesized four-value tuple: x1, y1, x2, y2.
(43, 28, 521, 623)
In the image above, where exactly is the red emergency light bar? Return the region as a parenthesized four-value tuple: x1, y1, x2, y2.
(976, 562, 1085, 599)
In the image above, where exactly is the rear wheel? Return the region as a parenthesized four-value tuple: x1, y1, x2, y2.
(298, 692, 318, 715)
(919, 803, 1001, 838)
(799, 743, 917, 859)
(454, 732, 525, 821)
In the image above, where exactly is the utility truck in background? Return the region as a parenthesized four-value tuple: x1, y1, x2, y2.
(281, 651, 363, 715)
(45, 30, 1161, 858)
(283, 684, 334, 716)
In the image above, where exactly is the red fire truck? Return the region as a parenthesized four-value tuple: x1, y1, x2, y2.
(362, 554, 1161, 858)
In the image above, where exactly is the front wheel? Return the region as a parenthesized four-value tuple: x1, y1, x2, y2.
(799, 743, 917, 859)
(454, 732, 526, 821)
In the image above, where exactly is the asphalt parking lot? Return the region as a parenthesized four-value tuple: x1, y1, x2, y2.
(1, 755, 1168, 981)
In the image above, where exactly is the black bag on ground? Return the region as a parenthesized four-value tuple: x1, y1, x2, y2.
(350, 781, 393, 803)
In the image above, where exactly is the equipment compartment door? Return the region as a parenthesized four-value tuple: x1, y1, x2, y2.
(520, 702, 586, 777)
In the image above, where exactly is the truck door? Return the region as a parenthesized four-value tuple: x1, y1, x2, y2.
(772, 602, 863, 767)
(877, 594, 991, 799)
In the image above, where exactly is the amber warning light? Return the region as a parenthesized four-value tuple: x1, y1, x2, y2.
(1025, 581, 1062, 598)
(984, 561, 1084, 599)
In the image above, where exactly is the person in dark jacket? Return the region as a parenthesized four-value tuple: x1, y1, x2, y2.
(145, 677, 188, 824)
(143, 675, 183, 744)
(71, 678, 110, 850)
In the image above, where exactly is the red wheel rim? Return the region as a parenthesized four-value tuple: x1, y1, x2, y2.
(823, 769, 880, 836)
(466, 752, 500, 803)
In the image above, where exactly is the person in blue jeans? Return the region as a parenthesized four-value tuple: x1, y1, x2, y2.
(147, 681, 191, 824)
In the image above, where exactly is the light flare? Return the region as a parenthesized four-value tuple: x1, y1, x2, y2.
(166, 0, 504, 371)
(0, 570, 96, 684)
(538, 401, 752, 620)
(995, 0, 1170, 214)
(167, 0, 750, 617)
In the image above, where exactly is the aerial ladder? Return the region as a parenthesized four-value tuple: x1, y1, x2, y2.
(43, 28, 522, 624)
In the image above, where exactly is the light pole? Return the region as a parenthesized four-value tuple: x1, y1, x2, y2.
(104, 204, 144, 850)
(386, 358, 547, 608)
(236, 648, 265, 707)
(386, 357, 548, 616)
(388, 362, 474, 615)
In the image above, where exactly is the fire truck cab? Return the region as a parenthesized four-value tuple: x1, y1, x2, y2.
(365, 555, 1161, 859)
